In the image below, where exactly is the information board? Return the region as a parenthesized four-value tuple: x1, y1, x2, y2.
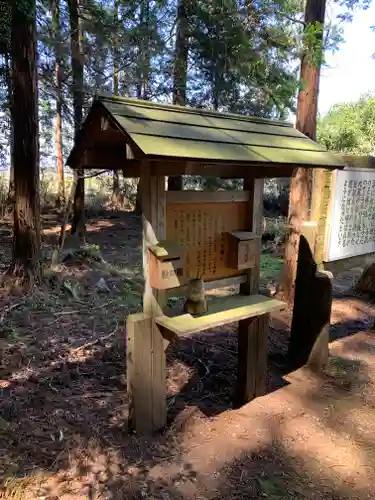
(166, 201, 248, 281)
(325, 169, 375, 261)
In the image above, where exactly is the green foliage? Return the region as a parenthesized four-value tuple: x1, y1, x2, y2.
(0, 1, 11, 55)
(188, 0, 302, 117)
(260, 252, 283, 280)
(0, 0, 371, 182)
(258, 476, 287, 498)
(184, 176, 243, 191)
(317, 94, 375, 154)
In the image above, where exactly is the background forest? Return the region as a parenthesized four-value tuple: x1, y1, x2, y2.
(0, 0, 363, 214)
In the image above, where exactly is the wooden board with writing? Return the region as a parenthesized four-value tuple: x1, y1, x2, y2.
(325, 169, 375, 261)
(166, 201, 249, 281)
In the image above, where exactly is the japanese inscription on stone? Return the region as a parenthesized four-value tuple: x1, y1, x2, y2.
(326, 169, 375, 261)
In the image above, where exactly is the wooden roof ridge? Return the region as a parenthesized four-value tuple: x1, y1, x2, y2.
(95, 94, 294, 128)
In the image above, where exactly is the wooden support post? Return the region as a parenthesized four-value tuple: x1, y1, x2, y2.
(234, 314, 269, 407)
(240, 177, 264, 295)
(311, 169, 335, 267)
(235, 176, 267, 407)
(288, 222, 332, 371)
(127, 161, 167, 434)
(141, 162, 166, 316)
(127, 313, 166, 434)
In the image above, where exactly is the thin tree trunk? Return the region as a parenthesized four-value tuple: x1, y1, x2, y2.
(68, 0, 85, 240)
(168, 0, 189, 192)
(5, 55, 15, 204)
(4, 0, 40, 289)
(54, 0, 64, 209)
(279, 0, 326, 306)
(172, 0, 189, 106)
(112, 0, 122, 208)
(135, 0, 151, 211)
(141, 1, 150, 101)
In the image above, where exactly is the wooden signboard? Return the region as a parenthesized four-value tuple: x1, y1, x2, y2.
(324, 168, 375, 262)
(166, 192, 249, 281)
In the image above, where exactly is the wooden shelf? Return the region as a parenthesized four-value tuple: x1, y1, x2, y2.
(155, 294, 285, 336)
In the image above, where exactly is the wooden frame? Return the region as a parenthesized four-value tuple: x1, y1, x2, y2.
(126, 162, 285, 434)
(322, 170, 337, 262)
(166, 190, 250, 204)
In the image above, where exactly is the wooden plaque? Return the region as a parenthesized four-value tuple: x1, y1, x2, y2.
(226, 232, 261, 270)
(166, 201, 249, 281)
(148, 240, 185, 290)
(324, 168, 375, 262)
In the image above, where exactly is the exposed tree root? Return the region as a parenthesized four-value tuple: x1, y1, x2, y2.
(354, 263, 375, 297)
(0, 262, 40, 294)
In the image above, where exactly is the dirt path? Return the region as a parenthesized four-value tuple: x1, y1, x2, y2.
(0, 212, 374, 499)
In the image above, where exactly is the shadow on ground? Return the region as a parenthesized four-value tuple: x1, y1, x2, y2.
(2, 338, 375, 500)
(1, 211, 375, 499)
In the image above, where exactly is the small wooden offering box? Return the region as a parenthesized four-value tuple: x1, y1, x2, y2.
(226, 231, 261, 270)
(148, 240, 185, 290)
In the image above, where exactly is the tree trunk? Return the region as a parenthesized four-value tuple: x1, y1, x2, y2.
(279, 0, 326, 306)
(172, 0, 189, 106)
(135, 178, 142, 213)
(135, 0, 150, 101)
(112, 0, 122, 208)
(68, 0, 85, 240)
(134, 0, 151, 210)
(5, 0, 40, 289)
(5, 55, 15, 204)
(54, 0, 64, 209)
(168, 0, 189, 192)
(141, 1, 150, 101)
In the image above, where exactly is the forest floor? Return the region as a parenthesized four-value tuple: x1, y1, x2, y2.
(0, 211, 374, 500)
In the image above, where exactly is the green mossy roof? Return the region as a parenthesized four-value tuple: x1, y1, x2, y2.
(69, 95, 346, 169)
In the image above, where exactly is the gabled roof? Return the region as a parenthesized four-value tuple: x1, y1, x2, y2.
(67, 95, 346, 169)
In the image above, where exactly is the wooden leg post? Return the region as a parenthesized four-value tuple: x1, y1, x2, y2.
(234, 313, 269, 408)
(235, 177, 269, 408)
(127, 313, 166, 434)
(128, 162, 167, 434)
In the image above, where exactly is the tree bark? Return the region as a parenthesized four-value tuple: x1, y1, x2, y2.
(5, 0, 40, 288)
(54, 0, 64, 209)
(172, 0, 189, 106)
(68, 0, 85, 240)
(279, 0, 326, 306)
(112, 171, 122, 207)
(134, 0, 151, 210)
(6, 53, 15, 204)
(168, 0, 189, 192)
(141, 0, 150, 101)
(112, 0, 122, 208)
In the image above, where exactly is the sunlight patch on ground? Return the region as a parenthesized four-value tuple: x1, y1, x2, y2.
(331, 298, 375, 325)
(282, 414, 375, 493)
(86, 220, 115, 232)
(43, 225, 71, 235)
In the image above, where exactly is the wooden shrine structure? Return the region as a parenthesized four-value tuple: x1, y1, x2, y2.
(67, 96, 345, 434)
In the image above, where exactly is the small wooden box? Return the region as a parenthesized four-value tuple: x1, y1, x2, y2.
(226, 232, 261, 270)
(148, 240, 185, 290)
